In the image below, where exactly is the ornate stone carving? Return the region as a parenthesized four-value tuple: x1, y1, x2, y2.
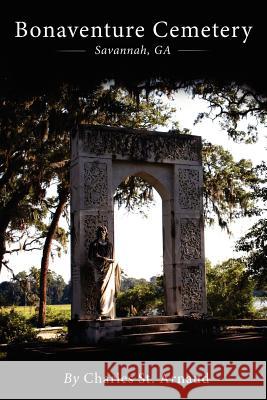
(181, 266, 203, 311)
(70, 213, 79, 284)
(81, 128, 201, 162)
(178, 169, 200, 209)
(82, 214, 109, 316)
(181, 219, 201, 261)
(84, 162, 108, 208)
(81, 263, 98, 317)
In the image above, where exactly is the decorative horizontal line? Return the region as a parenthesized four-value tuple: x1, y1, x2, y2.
(177, 49, 210, 52)
(57, 49, 87, 53)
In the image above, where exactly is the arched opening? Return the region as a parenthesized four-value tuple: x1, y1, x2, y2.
(114, 174, 164, 317)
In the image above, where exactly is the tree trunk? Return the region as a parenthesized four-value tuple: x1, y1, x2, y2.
(0, 232, 6, 274)
(0, 184, 31, 274)
(38, 187, 69, 327)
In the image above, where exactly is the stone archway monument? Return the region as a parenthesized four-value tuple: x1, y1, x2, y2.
(69, 125, 206, 344)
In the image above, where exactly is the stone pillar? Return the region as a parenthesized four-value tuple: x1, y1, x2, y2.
(174, 165, 207, 315)
(162, 197, 176, 315)
(70, 131, 114, 319)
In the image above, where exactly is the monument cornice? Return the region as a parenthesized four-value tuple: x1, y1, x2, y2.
(76, 125, 202, 163)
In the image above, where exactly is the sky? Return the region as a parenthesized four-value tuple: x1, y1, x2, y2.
(1, 90, 266, 283)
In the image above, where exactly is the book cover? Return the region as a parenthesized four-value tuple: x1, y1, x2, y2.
(0, 2, 266, 399)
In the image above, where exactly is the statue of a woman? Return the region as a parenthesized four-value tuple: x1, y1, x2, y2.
(88, 225, 121, 319)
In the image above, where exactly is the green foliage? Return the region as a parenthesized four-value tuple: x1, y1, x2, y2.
(253, 306, 267, 319)
(203, 142, 260, 230)
(234, 163, 267, 289)
(0, 309, 37, 344)
(120, 274, 149, 291)
(236, 218, 267, 290)
(61, 282, 71, 304)
(0, 280, 24, 306)
(0, 89, 70, 273)
(114, 176, 154, 214)
(83, 87, 176, 129)
(206, 258, 256, 319)
(0, 268, 70, 307)
(116, 275, 164, 316)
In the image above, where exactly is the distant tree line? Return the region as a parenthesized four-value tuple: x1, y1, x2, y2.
(116, 274, 164, 317)
(116, 258, 266, 319)
(0, 267, 71, 307)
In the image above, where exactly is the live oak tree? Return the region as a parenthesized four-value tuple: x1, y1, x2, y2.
(191, 81, 267, 288)
(0, 96, 67, 274)
(0, 91, 71, 325)
(235, 163, 267, 289)
(202, 141, 260, 230)
(236, 219, 267, 290)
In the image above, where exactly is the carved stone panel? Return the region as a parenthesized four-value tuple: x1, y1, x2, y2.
(181, 266, 203, 311)
(178, 169, 200, 209)
(82, 213, 109, 317)
(82, 128, 201, 162)
(81, 263, 98, 317)
(84, 162, 108, 208)
(180, 219, 201, 261)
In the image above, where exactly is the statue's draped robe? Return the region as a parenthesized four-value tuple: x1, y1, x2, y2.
(88, 239, 120, 318)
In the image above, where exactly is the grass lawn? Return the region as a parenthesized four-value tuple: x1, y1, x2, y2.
(3, 304, 70, 317)
(1, 304, 71, 326)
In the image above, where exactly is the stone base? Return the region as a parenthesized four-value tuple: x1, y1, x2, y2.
(68, 319, 122, 345)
